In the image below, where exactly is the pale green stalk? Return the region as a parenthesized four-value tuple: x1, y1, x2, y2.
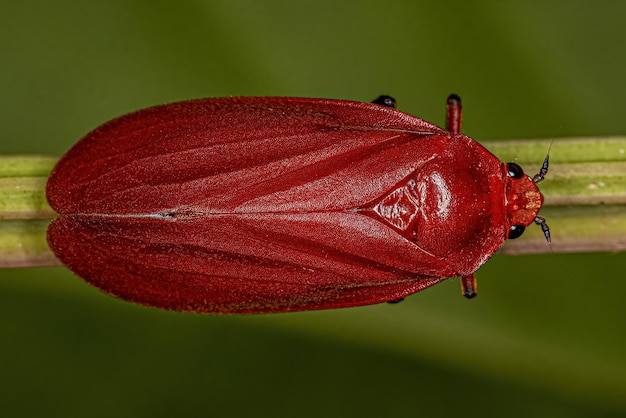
(0, 156, 59, 267)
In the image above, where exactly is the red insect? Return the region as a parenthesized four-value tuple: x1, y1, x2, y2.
(46, 95, 549, 314)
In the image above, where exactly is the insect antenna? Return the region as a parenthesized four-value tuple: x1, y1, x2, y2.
(534, 216, 551, 244)
(533, 154, 549, 183)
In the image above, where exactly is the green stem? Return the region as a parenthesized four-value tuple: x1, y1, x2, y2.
(1, 137, 625, 267)
(0, 156, 59, 267)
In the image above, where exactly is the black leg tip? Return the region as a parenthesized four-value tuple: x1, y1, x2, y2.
(463, 291, 477, 299)
(372, 95, 397, 108)
(447, 94, 461, 105)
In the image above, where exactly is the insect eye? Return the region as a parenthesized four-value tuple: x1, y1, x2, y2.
(506, 163, 524, 179)
(508, 224, 525, 239)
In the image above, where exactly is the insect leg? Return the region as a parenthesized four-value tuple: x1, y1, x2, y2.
(461, 274, 477, 299)
(446, 94, 462, 134)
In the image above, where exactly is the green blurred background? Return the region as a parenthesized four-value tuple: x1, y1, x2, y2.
(2, 1, 626, 417)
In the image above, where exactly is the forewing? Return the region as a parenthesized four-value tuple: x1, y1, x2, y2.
(48, 214, 446, 313)
(47, 97, 446, 215)
(47, 97, 452, 313)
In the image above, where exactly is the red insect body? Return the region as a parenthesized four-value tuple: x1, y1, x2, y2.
(46, 96, 546, 314)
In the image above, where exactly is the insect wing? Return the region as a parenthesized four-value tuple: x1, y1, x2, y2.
(47, 97, 497, 313)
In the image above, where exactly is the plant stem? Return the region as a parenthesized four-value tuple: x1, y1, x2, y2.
(0, 156, 59, 267)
